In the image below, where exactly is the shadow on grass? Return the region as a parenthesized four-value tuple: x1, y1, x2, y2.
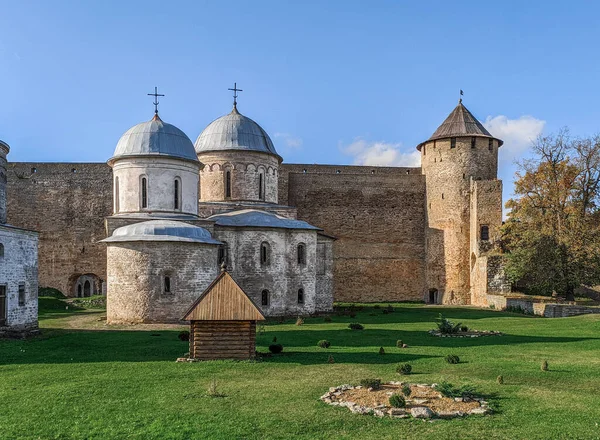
(259, 351, 439, 365)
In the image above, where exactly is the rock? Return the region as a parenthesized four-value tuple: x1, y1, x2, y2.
(413, 398, 429, 404)
(411, 407, 434, 419)
(176, 357, 187, 362)
(355, 385, 362, 389)
(389, 408, 408, 416)
(323, 398, 332, 404)
(393, 414, 409, 419)
(367, 387, 374, 392)
(454, 397, 464, 402)
(469, 407, 488, 415)
(374, 409, 386, 417)
(402, 344, 408, 348)
(436, 411, 456, 418)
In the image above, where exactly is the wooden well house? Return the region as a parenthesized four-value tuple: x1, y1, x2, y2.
(182, 271, 265, 360)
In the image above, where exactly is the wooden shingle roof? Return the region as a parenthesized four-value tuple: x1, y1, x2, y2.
(182, 271, 266, 321)
(417, 100, 503, 150)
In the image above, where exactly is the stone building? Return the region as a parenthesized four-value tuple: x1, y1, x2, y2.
(0, 139, 39, 337)
(5, 96, 509, 314)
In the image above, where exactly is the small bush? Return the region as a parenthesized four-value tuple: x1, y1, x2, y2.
(295, 316, 304, 326)
(38, 287, 67, 299)
(401, 384, 412, 397)
(359, 378, 381, 390)
(207, 378, 226, 398)
(348, 322, 364, 330)
(382, 309, 389, 315)
(378, 347, 385, 355)
(268, 344, 283, 354)
(435, 313, 462, 334)
(497, 375, 504, 384)
(396, 363, 412, 375)
(541, 360, 549, 371)
(460, 325, 469, 332)
(323, 316, 332, 323)
(178, 331, 190, 341)
(385, 304, 394, 313)
(436, 381, 479, 401)
(396, 340, 403, 348)
(328, 354, 335, 364)
(445, 354, 460, 364)
(389, 394, 406, 408)
(317, 340, 331, 349)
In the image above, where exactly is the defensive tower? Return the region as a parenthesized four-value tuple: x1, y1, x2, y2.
(0, 140, 9, 224)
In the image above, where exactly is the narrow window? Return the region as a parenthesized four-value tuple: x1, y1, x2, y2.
(488, 138, 493, 151)
(258, 173, 264, 200)
(471, 137, 476, 149)
(174, 179, 180, 210)
(114, 177, 120, 213)
(218, 242, 228, 266)
(450, 137, 456, 149)
(141, 177, 148, 209)
(225, 170, 231, 198)
(423, 145, 426, 156)
(18, 283, 26, 306)
(297, 243, 306, 265)
(480, 225, 490, 241)
(0, 243, 4, 258)
(442, 193, 444, 199)
(164, 276, 171, 293)
(260, 242, 270, 266)
(298, 288, 304, 304)
(0, 285, 6, 326)
(261, 290, 269, 306)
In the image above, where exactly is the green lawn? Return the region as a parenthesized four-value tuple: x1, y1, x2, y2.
(1, 299, 600, 439)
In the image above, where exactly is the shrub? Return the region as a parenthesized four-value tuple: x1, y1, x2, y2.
(401, 384, 412, 397)
(389, 394, 406, 408)
(385, 304, 394, 313)
(323, 316, 332, 323)
(359, 378, 381, 390)
(349, 312, 357, 318)
(378, 347, 385, 355)
(348, 322, 364, 330)
(317, 340, 331, 349)
(436, 381, 479, 401)
(382, 309, 389, 315)
(295, 316, 304, 326)
(497, 375, 504, 384)
(328, 354, 335, 364)
(396, 363, 412, 375)
(435, 313, 462, 334)
(178, 331, 190, 341)
(396, 340, 403, 348)
(38, 287, 66, 299)
(460, 325, 469, 332)
(445, 354, 460, 364)
(206, 378, 226, 398)
(268, 344, 283, 354)
(541, 360, 549, 371)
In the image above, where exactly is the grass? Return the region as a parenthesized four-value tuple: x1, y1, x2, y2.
(1, 298, 600, 439)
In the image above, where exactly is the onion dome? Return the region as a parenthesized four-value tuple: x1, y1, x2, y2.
(102, 220, 221, 244)
(109, 114, 198, 164)
(195, 105, 281, 160)
(208, 209, 320, 230)
(417, 100, 503, 150)
(0, 140, 9, 154)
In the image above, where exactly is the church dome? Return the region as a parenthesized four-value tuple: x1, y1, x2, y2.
(102, 220, 221, 244)
(195, 105, 281, 159)
(110, 115, 198, 164)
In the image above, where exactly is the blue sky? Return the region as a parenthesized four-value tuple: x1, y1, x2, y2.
(1, 1, 600, 207)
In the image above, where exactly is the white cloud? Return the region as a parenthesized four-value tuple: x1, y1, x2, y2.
(274, 132, 303, 150)
(483, 115, 545, 164)
(341, 138, 421, 167)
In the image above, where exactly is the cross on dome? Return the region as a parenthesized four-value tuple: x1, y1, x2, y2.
(147, 86, 165, 116)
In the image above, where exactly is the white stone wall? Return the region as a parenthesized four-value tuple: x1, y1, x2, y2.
(106, 241, 219, 323)
(111, 157, 200, 216)
(0, 225, 38, 332)
(315, 236, 334, 313)
(213, 227, 322, 316)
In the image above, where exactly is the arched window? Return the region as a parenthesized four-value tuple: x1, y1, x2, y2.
(225, 170, 232, 198)
(297, 288, 304, 304)
(114, 177, 120, 213)
(261, 290, 269, 306)
(260, 242, 270, 266)
(218, 241, 228, 266)
(0, 243, 4, 258)
(164, 276, 171, 293)
(141, 176, 148, 209)
(297, 243, 306, 265)
(480, 225, 490, 241)
(258, 172, 264, 200)
(174, 178, 181, 210)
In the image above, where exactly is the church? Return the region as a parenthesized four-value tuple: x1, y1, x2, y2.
(5, 88, 510, 323)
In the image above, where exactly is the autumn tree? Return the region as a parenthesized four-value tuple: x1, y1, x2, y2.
(502, 129, 600, 299)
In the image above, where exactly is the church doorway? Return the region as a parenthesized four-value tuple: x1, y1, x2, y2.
(77, 284, 82, 297)
(428, 288, 439, 304)
(83, 281, 91, 297)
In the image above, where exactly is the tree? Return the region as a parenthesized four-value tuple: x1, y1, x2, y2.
(502, 129, 600, 299)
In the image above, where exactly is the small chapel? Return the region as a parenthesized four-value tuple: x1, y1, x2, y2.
(102, 90, 334, 323)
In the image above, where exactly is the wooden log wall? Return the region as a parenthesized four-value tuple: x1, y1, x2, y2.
(190, 320, 256, 360)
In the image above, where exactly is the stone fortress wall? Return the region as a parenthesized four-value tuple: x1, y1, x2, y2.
(6, 162, 429, 302)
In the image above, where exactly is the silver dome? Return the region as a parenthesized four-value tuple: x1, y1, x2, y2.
(102, 220, 221, 244)
(208, 209, 320, 231)
(110, 115, 198, 163)
(195, 106, 280, 158)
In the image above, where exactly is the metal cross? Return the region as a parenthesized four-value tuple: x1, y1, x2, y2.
(147, 86, 165, 115)
(228, 82, 243, 106)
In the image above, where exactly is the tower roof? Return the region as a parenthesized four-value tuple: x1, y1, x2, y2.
(195, 106, 281, 161)
(417, 101, 503, 150)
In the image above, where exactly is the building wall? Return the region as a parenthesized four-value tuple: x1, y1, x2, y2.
(106, 241, 219, 323)
(198, 151, 279, 203)
(0, 142, 8, 224)
(0, 225, 38, 333)
(213, 227, 319, 315)
(316, 235, 334, 312)
(279, 164, 426, 303)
